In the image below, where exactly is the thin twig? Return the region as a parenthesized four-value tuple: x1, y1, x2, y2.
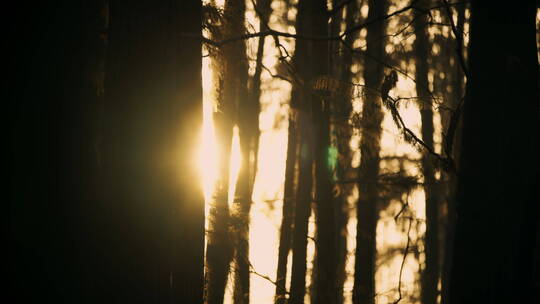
(392, 215, 414, 304)
(440, 0, 469, 78)
(261, 64, 292, 83)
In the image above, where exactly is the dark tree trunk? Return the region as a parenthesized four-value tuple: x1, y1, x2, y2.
(275, 113, 298, 304)
(440, 3, 466, 304)
(204, 0, 248, 302)
(10, 1, 108, 302)
(274, 0, 298, 301)
(224, 0, 252, 303)
(12, 0, 204, 302)
(275, 96, 299, 303)
(330, 2, 359, 302)
(353, 1, 388, 304)
(100, 1, 205, 303)
(288, 1, 324, 302)
(449, 2, 539, 303)
(205, 124, 233, 303)
(414, 1, 441, 303)
(205, 80, 234, 300)
(308, 0, 341, 303)
(288, 106, 314, 304)
(11, 0, 204, 303)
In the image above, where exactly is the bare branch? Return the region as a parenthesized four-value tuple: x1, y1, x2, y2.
(195, 1, 470, 47)
(261, 64, 292, 83)
(440, 0, 469, 78)
(392, 215, 414, 304)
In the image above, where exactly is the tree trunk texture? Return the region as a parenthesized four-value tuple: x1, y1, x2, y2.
(222, 0, 252, 303)
(353, 1, 388, 304)
(413, 1, 441, 303)
(205, 0, 248, 302)
(449, 2, 539, 303)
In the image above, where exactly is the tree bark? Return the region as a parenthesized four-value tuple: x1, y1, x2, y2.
(275, 110, 298, 304)
(413, 1, 441, 303)
(288, 106, 314, 304)
(288, 1, 323, 303)
(449, 2, 539, 303)
(12, 1, 205, 303)
(100, 0, 205, 302)
(308, 0, 341, 303)
(353, 1, 388, 304)
(274, 0, 298, 301)
(10, 1, 108, 302)
(222, 0, 252, 303)
(204, 0, 245, 302)
(440, 3, 466, 304)
(330, 2, 359, 302)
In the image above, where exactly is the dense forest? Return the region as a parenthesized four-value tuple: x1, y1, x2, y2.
(10, 0, 539, 303)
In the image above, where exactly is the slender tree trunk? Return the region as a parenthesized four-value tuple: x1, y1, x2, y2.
(288, 1, 321, 302)
(440, 3, 466, 304)
(247, 0, 271, 190)
(307, 0, 342, 303)
(353, 1, 388, 304)
(288, 105, 314, 304)
(275, 111, 298, 304)
(330, 2, 359, 302)
(413, 1, 441, 304)
(101, 0, 204, 302)
(274, 0, 298, 300)
(449, 2, 539, 303)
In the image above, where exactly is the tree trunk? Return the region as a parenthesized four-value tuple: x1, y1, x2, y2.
(274, 0, 298, 301)
(204, 0, 247, 302)
(308, 0, 342, 303)
(413, 1, 441, 303)
(288, 106, 314, 304)
(12, 1, 205, 303)
(330, 2, 359, 302)
(11, 1, 108, 302)
(222, 0, 252, 303)
(449, 2, 539, 303)
(440, 3, 466, 304)
(353, 1, 388, 304)
(288, 1, 324, 302)
(275, 111, 298, 304)
(100, 0, 205, 302)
